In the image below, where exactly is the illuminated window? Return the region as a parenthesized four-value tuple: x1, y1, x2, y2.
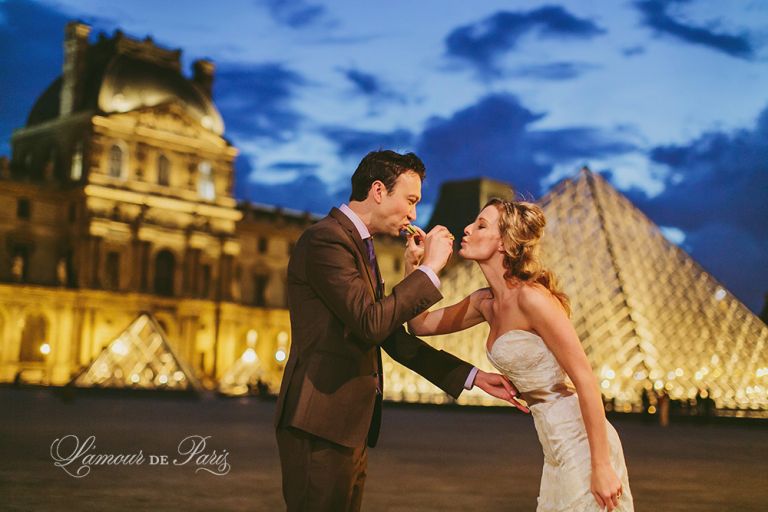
(70, 142, 83, 180)
(197, 161, 215, 200)
(157, 154, 170, 186)
(19, 314, 47, 362)
(109, 144, 124, 178)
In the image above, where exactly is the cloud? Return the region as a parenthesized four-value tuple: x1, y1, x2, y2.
(634, 0, 755, 59)
(622, 45, 645, 57)
(444, 6, 605, 78)
(628, 103, 768, 311)
(260, 0, 330, 29)
(321, 126, 415, 160)
(339, 67, 407, 104)
(509, 61, 599, 81)
(266, 161, 320, 174)
(416, 93, 637, 200)
(215, 62, 308, 142)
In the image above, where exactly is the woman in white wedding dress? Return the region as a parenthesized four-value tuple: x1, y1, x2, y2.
(405, 198, 633, 511)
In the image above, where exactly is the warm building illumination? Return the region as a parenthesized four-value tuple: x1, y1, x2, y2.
(242, 348, 257, 364)
(275, 349, 287, 363)
(39, 343, 51, 355)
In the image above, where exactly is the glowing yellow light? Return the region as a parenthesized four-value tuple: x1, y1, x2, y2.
(111, 339, 128, 356)
(131, 374, 140, 383)
(242, 348, 257, 364)
(601, 379, 610, 389)
(158, 375, 168, 384)
(648, 406, 657, 414)
(173, 371, 185, 381)
(654, 380, 664, 390)
(714, 288, 726, 301)
(675, 368, 684, 377)
(667, 371, 676, 380)
(277, 331, 289, 344)
(275, 349, 287, 363)
(39, 343, 51, 355)
(695, 372, 703, 381)
(246, 329, 258, 346)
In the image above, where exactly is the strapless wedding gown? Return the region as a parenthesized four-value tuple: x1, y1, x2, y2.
(487, 330, 634, 511)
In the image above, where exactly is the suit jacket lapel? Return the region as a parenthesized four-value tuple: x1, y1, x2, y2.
(329, 207, 378, 300)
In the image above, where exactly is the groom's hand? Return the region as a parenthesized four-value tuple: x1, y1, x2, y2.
(474, 370, 530, 413)
(421, 226, 453, 273)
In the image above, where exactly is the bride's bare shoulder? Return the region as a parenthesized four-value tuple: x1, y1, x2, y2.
(517, 283, 560, 314)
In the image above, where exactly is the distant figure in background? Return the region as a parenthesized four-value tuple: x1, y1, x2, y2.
(408, 199, 634, 511)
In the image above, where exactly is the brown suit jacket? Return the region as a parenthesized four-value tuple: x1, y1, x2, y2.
(274, 207, 473, 448)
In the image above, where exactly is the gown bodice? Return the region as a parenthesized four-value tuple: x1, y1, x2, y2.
(486, 330, 574, 407)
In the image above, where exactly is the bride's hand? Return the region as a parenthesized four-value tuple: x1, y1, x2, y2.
(590, 463, 622, 511)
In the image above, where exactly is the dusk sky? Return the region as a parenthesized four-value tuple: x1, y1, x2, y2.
(0, 0, 766, 312)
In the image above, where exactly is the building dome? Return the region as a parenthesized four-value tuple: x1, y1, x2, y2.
(26, 41, 224, 135)
(97, 54, 224, 134)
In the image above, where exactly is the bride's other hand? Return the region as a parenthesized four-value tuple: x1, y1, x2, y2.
(473, 370, 530, 413)
(590, 463, 622, 511)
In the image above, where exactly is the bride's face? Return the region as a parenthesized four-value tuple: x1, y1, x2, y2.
(459, 206, 503, 261)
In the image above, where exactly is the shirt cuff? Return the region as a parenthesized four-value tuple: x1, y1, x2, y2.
(464, 367, 479, 390)
(417, 265, 441, 289)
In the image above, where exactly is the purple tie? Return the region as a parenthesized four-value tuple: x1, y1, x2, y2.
(364, 237, 383, 299)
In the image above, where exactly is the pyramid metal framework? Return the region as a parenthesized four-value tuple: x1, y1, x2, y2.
(73, 313, 201, 391)
(383, 169, 768, 413)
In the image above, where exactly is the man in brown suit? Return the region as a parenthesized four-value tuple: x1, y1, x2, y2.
(274, 150, 520, 511)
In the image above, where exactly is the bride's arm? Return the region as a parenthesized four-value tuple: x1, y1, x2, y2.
(519, 287, 622, 510)
(407, 289, 488, 336)
(403, 227, 488, 336)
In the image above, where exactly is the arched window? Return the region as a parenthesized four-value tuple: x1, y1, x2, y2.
(154, 250, 175, 296)
(19, 314, 48, 362)
(70, 142, 83, 181)
(197, 161, 215, 200)
(157, 154, 170, 186)
(109, 144, 124, 178)
(105, 251, 120, 290)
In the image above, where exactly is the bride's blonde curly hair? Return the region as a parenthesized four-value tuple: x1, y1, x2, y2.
(485, 198, 571, 316)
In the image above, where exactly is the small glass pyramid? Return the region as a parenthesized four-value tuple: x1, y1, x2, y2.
(73, 312, 201, 391)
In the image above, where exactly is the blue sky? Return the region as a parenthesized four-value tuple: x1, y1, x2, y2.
(0, 0, 766, 312)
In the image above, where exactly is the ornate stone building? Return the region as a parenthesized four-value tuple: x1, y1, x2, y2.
(0, 22, 407, 390)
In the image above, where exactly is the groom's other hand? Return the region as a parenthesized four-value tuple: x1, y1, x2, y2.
(474, 370, 531, 413)
(421, 225, 454, 274)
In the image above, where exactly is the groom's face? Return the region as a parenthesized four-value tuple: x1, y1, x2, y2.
(372, 170, 421, 236)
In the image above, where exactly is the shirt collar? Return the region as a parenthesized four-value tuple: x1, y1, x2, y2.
(339, 204, 371, 240)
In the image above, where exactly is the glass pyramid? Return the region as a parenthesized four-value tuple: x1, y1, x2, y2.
(73, 313, 201, 391)
(218, 347, 265, 396)
(383, 169, 768, 414)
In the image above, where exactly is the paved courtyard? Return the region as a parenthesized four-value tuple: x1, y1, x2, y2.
(1, 387, 766, 511)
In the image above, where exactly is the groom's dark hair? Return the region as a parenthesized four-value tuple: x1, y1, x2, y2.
(349, 150, 426, 201)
